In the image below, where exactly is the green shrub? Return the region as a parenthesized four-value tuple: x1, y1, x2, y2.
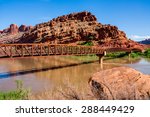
(106, 52, 127, 58)
(79, 41, 94, 46)
(143, 49, 150, 58)
(0, 80, 29, 100)
(88, 35, 94, 40)
(130, 52, 140, 58)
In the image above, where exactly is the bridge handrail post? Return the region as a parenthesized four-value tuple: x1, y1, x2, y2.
(9, 45, 13, 58)
(21, 45, 24, 57)
(40, 44, 42, 56)
(47, 44, 50, 55)
(31, 45, 34, 56)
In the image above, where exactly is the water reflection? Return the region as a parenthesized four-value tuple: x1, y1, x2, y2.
(0, 56, 149, 93)
(126, 58, 150, 75)
(0, 61, 97, 79)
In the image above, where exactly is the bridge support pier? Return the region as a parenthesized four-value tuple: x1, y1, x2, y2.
(98, 54, 104, 64)
(97, 51, 106, 64)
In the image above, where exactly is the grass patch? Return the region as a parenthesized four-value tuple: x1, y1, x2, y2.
(105, 52, 127, 58)
(0, 80, 29, 100)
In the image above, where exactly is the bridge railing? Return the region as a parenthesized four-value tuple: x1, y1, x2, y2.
(105, 47, 131, 53)
(0, 44, 141, 58)
(0, 44, 105, 58)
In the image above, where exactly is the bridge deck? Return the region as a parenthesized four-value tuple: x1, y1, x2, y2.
(0, 44, 133, 58)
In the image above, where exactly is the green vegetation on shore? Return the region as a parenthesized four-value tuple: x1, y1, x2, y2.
(105, 52, 127, 58)
(143, 48, 150, 58)
(130, 52, 141, 58)
(65, 55, 98, 62)
(78, 41, 94, 46)
(64, 49, 150, 63)
(129, 49, 150, 58)
(0, 80, 29, 100)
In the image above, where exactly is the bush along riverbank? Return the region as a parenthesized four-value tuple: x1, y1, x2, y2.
(129, 49, 150, 58)
(143, 48, 150, 58)
(63, 50, 150, 63)
(0, 80, 29, 100)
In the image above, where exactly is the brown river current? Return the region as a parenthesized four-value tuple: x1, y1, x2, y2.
(0, 56, 150, 94)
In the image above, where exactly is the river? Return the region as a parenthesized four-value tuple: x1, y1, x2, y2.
(0, 56, 150, 94)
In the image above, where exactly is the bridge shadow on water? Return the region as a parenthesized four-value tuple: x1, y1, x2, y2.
(0, 60, 98, 79)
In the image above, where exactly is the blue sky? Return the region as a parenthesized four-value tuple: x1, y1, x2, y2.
(0, 0, 150, 41)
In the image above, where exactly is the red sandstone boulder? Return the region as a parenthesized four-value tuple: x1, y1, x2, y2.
(89, 67, 150, 100)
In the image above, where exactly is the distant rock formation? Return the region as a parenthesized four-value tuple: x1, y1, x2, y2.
(89, 67, 150, 100)
(139, 38, 150, 44)
(0, 24, 33, 43)
(17, 11, 143, 49)
(19, 25, 33, 32)
(1, 24, 33, 34)
(19, 25, 27, 32)
(9, 24, 19, 34)
(3, 28, 9, 33)
(25, 26, 33, 32)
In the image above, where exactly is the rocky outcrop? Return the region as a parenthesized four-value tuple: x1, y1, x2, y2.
(1, 24, 32, 34)
(9, 24, 19, 34)
(3, 28, 9, 33)
(17, 11, 143, 49)
(18, 25, 33, 32)
(19, 11, 98, 43)
(0, 24, 33, 44)
(19, 25, 27, 32)
(89, 67, 150, 100)
(25, 26, 33, 31)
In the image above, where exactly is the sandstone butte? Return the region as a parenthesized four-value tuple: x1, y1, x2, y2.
(89, 67, 150, 100)
(16, 11, 143, 49)
(0, 11, 144, 49)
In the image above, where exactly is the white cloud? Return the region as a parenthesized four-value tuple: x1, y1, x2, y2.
(129, 35, 150, 41)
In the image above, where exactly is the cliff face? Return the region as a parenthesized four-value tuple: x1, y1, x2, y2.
(18, 11, 143, 49)
(0, 11, 143, 49)
(19, 11, 98, 43)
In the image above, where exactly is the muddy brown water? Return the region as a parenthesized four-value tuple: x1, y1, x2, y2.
(0, 56, 150, 94)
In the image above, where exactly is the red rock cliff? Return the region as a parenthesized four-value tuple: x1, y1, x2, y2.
(2, 11, 143, 49)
